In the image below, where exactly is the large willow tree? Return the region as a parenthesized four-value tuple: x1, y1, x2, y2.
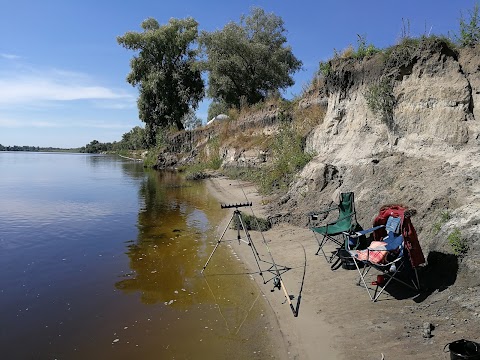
(118, 17, 204, 145)
(201, 8, 302, 109)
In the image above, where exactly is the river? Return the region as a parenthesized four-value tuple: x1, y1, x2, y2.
(0, 152, 281, 359)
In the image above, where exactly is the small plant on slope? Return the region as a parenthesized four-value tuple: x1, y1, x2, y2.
(448, 228, 469, 256)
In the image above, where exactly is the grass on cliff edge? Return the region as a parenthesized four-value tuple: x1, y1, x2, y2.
(222, 124, 314, 195)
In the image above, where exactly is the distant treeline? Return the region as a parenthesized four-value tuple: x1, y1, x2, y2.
(0, 144, 77, 152)
(81, 126, 147, 153)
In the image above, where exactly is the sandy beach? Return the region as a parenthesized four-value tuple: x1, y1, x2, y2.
(206, 176, 341, 359)
(205, 176, 479, 360)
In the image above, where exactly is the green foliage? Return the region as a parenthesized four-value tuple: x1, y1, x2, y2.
(456, 3, 480, 47)
(318, 61, 331, 77)
(200, 7, 302, 109)
(181, 109, 203, 130)
(432, 211, 451, 234)
(364, 77, 396, 130)
(117, 17, 204, 144)
(354, 34, 380, 59)
(233, 212, 271, 232)
(83, 140, 109, 153)
(0, 144, 70, 152)
(262, 125, 313, 193)
(205, 137, 222, 169)
(221, 120, 314, 195)
(181, 136, 223, 177)
(142, 149, 158, 167)
(120, 126, 147, 150)
(448, 228, 469, 256)
(184, 163, 209, 180)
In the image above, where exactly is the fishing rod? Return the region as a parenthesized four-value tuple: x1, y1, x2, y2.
(237, 183, 298, 317)
(200, 180, 298, 317)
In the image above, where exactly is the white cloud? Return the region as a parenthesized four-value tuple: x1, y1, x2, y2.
(0, 77, 132, 104)
(0, 64, 134, 106)
(93, 99, 137, 110)
(0, 53, 21, 60)
(0, 117, 133, 129)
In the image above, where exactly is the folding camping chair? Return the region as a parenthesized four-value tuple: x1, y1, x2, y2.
(347, 207, 425, 302)
(309, 192, 358, 263)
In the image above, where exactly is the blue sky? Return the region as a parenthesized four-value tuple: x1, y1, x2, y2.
(0, 0, 476, 148)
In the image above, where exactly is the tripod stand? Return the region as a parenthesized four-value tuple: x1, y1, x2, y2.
(201, 202, 298, 317)
(201, 202, 264, 276)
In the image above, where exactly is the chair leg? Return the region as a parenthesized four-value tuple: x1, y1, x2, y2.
(372, 263, 420, 302)
(372, 268, 399, 302)
(353, 258, 375, 301)
(313, 232, 325, 255)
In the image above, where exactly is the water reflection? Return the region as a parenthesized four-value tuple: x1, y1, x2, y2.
(0, 153, 282, 359)
(115, 171, 206, 305)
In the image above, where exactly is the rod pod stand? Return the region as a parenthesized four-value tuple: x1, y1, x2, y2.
(201, 203, 263, 276)
(201, 202, 298, 317)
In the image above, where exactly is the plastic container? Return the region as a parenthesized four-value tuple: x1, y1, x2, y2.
(445, 339, 480, 360)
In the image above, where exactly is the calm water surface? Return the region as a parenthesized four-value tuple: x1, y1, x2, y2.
(0, 152, 280, 359)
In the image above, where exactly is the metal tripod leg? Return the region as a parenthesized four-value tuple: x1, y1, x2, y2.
(201, 210, 264, 277)
(201, 212, 236, 273)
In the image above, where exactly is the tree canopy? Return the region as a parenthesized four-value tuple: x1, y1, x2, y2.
(200, 8, 302, 108)
(117, 17, 204, 145)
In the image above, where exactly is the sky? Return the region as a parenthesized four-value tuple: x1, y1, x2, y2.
(0, 0, 477, 148)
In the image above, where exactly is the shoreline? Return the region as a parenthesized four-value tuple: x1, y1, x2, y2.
(205, 176, 340, 359)
(205, 175, 480, 360)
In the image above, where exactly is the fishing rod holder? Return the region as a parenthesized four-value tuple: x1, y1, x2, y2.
(201, 202, 261, 275)
(202, 200, 298, 317)
(220, 202, 252, 209)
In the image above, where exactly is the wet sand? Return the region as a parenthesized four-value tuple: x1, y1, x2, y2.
(206, 176, 340, 359)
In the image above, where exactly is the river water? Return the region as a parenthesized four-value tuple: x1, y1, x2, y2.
(0, 152, 281, 359)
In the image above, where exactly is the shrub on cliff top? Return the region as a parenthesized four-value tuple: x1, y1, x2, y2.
(456, 2, 480, 47)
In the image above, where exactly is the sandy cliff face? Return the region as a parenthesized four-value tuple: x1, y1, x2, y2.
(280, 44, 480, 299)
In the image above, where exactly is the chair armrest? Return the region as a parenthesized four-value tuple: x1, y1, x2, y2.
(307, 206, 338, 219)
(347, 224, 385, 238)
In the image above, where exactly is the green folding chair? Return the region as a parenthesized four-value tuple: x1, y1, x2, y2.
(308, 192, 358, 263)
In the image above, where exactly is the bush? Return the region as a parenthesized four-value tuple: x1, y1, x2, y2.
(364, 77, 396, 130)
(448, 228, 469, 256)
(318, 61, 331, 77)
(220, 124, 314, 195)
(256, 125, 314, 194)
(456, 3, 480, 47)
(355, 34, 380, 59)
(233, 212, 271, 232)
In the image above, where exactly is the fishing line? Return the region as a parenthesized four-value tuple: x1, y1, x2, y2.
(203, 274, 232, 334)
(237, 179, 297, 317)
(203, 274, 261, 336)
(234, 293, 260, 335)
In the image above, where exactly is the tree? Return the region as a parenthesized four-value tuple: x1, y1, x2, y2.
(457, 3, 480, 47)
(200, 7, 302, 109)
(121, 126, 147, 150)
(117, 17, 204, 145)
(181, 109, 202, 130)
